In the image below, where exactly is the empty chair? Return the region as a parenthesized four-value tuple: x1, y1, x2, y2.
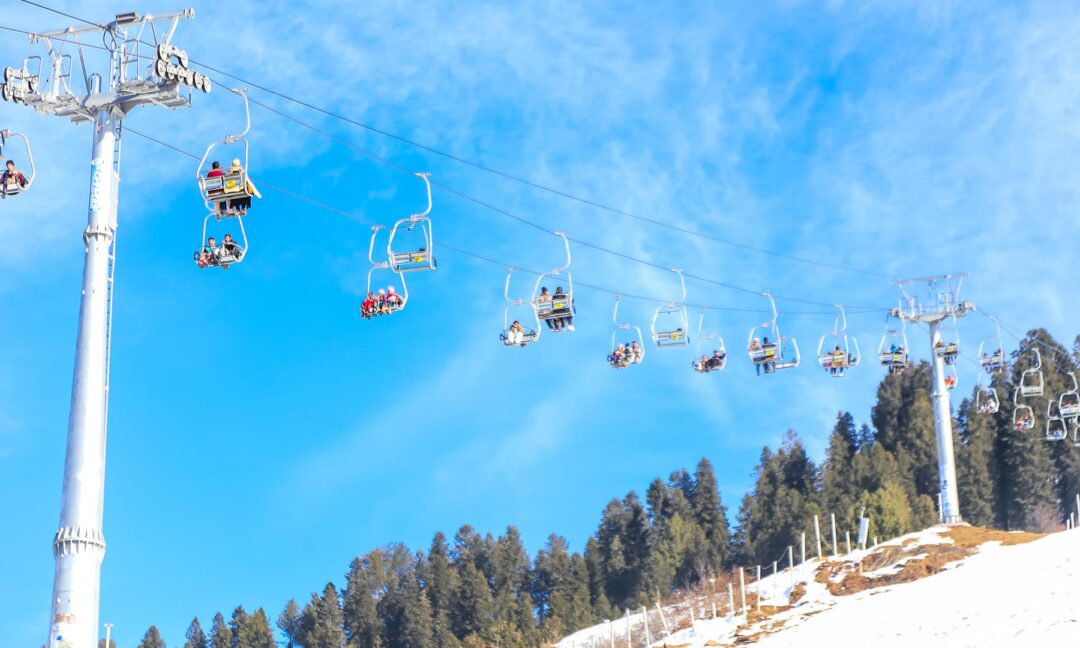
(387, 173, 437, 272)
(1019, 348, 1045, 397)
(651, 269, 690, 348)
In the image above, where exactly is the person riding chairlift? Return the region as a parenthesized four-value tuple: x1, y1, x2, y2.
(223, 158, 261, 216)
(553, 286, 575, 331)
(507, 320, 526, 347)
(1, 159, 28, 198)
(610, 343, 626, 368)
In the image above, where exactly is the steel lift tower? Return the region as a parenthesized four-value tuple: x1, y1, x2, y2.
(891, 273, 975, 524)
(0, 11, 208, 648)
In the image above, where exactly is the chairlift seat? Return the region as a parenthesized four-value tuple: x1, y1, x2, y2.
(1061, 401, 1080, 418)
(1020, 384, 1044, 398)
(390, 249, 436, 272)
(500, 329, 539, 346)
(1047, 418, 1068, 441)
(536, 297, 573, 320)
(653, 329, 689, 347)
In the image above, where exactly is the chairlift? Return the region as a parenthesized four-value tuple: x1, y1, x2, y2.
(942, 363, 958, 391)
(692, 309, 726, 374)
(747, 292, 800, 374)
(531, 232, 575, 332)
(977, 316, 1006, 375)
(817, 305, 860, 377)
(933, 315, 960, 366)
(651, 269, 690, 348)
(499, 267, 540, 348)
(0, 130, 35, 197)
(1012, 388, 1035, 431)
(1046, 400, 1067, 441)
(975, 387, 999, 415)
(1019, 347, 1044, 397)
(1059, 372, 1079, 419)
(879, 307, 910, 375)
(196, 88, 258, 219)
(193, 214, 247, 270)
(362, 226, 407, 318)
(387, 173, 437, 273)
(609, 295, 645, 369)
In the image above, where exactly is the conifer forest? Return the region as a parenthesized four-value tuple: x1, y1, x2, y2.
(127, 329, 1080, 648)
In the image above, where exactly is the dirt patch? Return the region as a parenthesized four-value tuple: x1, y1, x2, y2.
(827, 544, 970, 596)
(789, 582, 806, 605)
(942, 526, 1043, 548)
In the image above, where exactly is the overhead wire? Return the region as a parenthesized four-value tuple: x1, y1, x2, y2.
(123, 126, 851, 316)
(16, 0, 898, 283)
(0, 13, 892, 314)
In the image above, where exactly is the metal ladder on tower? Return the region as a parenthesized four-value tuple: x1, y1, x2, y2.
(103, 123, 121, 430)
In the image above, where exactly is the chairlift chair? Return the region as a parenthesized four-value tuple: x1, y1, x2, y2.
(977, 317, 1006, 375)
(609, 296, 645, 369)
(1012, 388, 1035, 431)
(975, 387, 999, 415)
(0, 130, 35, 197)
(1046, 400, 1067, 441)
(941, 363, 959, 391)
(933, 316, 961, 366)
(196, 88, 256, 219)
(531, 232, 575, 331)
(817, 305, 860, 377)
(362, 226, 407, 318)
(387, 173, 437, 272)
(878, 306, 910, 374)
(651, 269, 690, 348)
(500, 267, 540, 347)
(193, 213, 247, 270)
(747, 293, 800, 374)
(1019, 348, 1045, 397)
(1059, 372, 1080, 419)
(692, 309, 727, 374)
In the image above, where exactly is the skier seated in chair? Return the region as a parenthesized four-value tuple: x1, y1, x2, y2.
(220, 233, 243, 262)
(1, 159, 28, 197)
(194, 237, 220, 268)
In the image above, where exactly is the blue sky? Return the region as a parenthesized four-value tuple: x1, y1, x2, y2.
(2, 0, 1080, 645)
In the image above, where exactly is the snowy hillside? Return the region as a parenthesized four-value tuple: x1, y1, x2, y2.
(557, 526, 1078, 648)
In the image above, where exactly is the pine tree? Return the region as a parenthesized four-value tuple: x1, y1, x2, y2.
(955, 395, 999, 527)
(209, 613, 232, 648)
(451, 561, 493, 641)
(381, 571, 434, 648)
(184, 617, 208, 648)
(422, 533, 461, 648)
(98, 640, 117, 648)
(229, 606, 248, 648)
(999, 332, 1061, 529)
(302, 583, 347, 648)
(344, 557, 382, 648)
(822, 412, 860, 527)
(237, 610, 276, 648)
(277, 600, 303, 648)
(137, 626, 166, 648)
(689, 458, 732, 575)
(490, 526, 537, 644)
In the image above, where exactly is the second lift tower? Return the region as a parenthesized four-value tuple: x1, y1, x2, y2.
(891, 273, 974, 524)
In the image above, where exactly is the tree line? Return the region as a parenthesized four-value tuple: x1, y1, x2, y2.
(125, 328, 1079, 648)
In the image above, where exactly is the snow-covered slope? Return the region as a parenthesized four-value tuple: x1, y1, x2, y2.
(753, 528, 1078, 648)
(557, 526, 1078, 648)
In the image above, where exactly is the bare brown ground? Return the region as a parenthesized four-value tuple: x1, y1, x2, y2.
(941, 525, 1043, 548)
